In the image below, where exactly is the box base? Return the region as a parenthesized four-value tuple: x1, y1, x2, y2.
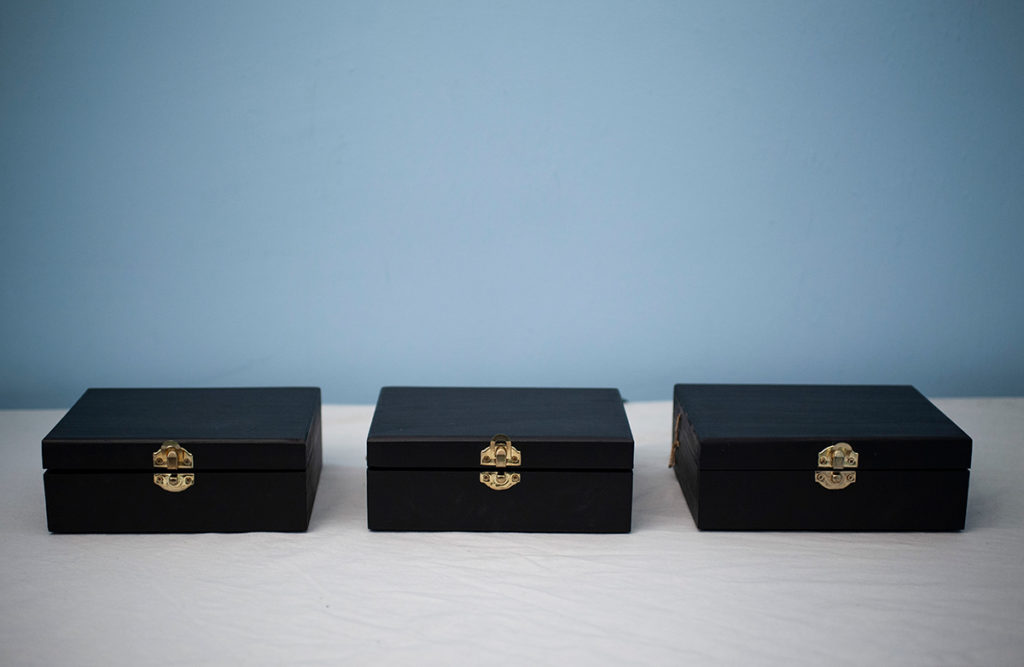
(674, 464, 969, 531)
(367, 469, 632, 532)
(44, 467, 320, 533)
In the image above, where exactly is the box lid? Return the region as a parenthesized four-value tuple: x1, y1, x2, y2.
(367, 387, 634, 470)
(42, 387, 320, 471)
(674, 384, 972, 471)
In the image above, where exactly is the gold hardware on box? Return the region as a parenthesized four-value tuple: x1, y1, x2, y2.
(153, 441, 193, 469)
(153, 473, 195, 492)
(669, 412, 682, 468)
(480, 471, 521, 491)
(817, 442, 858, 469)
(480, 434, 521, 490)
(815, 442, 858, 490)
(480, 434, 520, 467)
(815, 470, 856, 490)
(153, 440, 195, 493)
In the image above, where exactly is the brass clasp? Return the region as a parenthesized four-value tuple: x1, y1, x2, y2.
(153, 473, 195, 492)
(815, 442, 858, 490)
(818, 442, 858, 470)
(153, 441, 193, 469)
(153, 441, 194, 493)
(480, 471, 521, 491)
(480, 434, 521, 490)
(815, 470, 856, 490)
(480, 434, 520, 468)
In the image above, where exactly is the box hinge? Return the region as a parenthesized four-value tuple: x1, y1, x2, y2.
(815, 442, 858, 490)
(669, 412, 682, 468)
(480, 434, 521, 490)
(153, 440, 195, 493)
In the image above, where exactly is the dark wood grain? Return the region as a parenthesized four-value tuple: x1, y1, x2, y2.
(693, 469, 969, 531)
(674, 384, 971, 470)
(43, 387, 321, 470)
(367, 387, 633, 470)
(44, 470, 314, 533)
(368, 470, 632, 532)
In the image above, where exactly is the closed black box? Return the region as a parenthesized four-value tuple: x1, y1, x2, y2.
(367, 387, 634, 532)
(42, 387, 322, 533)
(671, 384, 971, 531)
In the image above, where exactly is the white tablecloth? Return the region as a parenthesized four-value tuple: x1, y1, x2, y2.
(1, 399, 1021, 666)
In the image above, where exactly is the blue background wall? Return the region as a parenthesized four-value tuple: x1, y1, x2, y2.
(2, 1, 1022, 408)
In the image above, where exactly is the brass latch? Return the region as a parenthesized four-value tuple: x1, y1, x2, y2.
(153, 440, 194, 493)
(480, 434, 521, 490)
(153, 441, 193, 469)
(815, 442, 858, 490)
(480, 434, 520, 467)
(480, 471, 521, 491)
(153, 472, 194, 492)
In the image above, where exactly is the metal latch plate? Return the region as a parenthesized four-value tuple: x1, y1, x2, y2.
(153, 441, 193, 469)
(480, 434, 520, 467)
(480, 434, 521, 490)
(152, 441, 195, 493)
(818, 442, 859, 469)
(480, 471, 521, 491)
(153, 473, 195, 492)
(815, 442, 859, 490)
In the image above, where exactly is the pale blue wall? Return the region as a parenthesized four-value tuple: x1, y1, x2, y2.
(2, 1, 1022, 408)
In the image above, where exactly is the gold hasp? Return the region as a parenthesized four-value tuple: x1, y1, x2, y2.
(153, 441, 195, 493)
(480, 434, 521, 490)
(480, 434, 520, 467)
(153, 441, 193, 469)
(815, 442, 859, 490)
(817, 442, 859, 469)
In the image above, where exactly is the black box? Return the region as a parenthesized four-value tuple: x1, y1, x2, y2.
(42, 387, 322, 533)
(671, 384, 971, 531)
(367, 387, 634, 532)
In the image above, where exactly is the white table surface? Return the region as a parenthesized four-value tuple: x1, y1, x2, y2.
(1, 398, 1022, 666)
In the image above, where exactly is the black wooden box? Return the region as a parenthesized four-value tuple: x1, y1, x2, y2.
(366, 387, 634, 532)
(42, 387, 322, 533)
(670, 384, 971, 531)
